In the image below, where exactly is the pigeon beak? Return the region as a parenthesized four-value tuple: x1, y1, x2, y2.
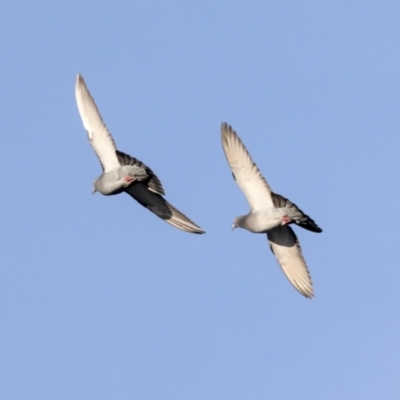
(231, 224, 235, 231)
(92, 187, 96, 195)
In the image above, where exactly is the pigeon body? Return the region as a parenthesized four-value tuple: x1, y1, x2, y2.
(233, 208, 286, 233)
(221, 122, 321, 298)
(93, 150, 163, 196)
(75, 74, 204, 234)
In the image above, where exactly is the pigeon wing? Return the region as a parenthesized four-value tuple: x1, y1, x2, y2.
(221, 123, 274, 210)
(75, 74, 120, 172)
(267, 225, 314, 298)
(125, 183, 204, 234)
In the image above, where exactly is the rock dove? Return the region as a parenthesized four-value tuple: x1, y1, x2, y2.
(75, 74, 204, 234)
(221, 122, 322, 298)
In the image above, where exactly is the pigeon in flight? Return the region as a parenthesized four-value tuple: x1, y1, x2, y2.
(221, 123, 321, 298)
(75, 74, 204, 234)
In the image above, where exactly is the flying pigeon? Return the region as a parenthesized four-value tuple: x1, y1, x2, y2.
(75, 74, 204, 234)
(221, 122, 322, 298)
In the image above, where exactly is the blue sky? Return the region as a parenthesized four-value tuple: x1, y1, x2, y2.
(1, 2, 399, 399)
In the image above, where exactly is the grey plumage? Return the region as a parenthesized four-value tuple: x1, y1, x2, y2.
(221, 122, 321, 298)
(271, 192, 322, 233)
(75, 74, 204, 234)
(116, 150, 165, 196)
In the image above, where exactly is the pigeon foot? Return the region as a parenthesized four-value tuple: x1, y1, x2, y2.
(124, 175, 136, 185)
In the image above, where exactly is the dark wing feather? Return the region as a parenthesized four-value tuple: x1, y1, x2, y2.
(116, 150, 165, 196)
(271, 192, 322, 233)
(124, 183, 204, 234)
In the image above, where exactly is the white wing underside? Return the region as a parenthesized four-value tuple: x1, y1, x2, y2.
(75, 74, 120, 172)
(267, 226, 314, 298)
(221, 123, 274, 210)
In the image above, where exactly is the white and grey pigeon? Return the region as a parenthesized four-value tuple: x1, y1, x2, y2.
(74, 74, 204, 234)
(221, 123, 322, 298)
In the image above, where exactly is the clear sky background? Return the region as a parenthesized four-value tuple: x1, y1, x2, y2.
(1, 2, 399, 399)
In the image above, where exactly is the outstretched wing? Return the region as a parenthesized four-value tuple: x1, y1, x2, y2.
(75, 74, 120, 172)
(267, 225, 314, 298)
(125, 183, 204, 234)
(221, 123, 274, 210)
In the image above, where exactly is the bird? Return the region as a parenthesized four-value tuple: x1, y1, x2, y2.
(221, 122, 322, 298)
(74, 74, 204, 234)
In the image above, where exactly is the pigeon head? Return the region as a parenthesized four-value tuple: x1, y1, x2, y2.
(232, 216, 244, 230)
(92, 180, 98, 194)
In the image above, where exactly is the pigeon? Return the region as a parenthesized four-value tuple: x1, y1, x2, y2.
(74, 74, 204, 234)
(221, 123, 322, 298)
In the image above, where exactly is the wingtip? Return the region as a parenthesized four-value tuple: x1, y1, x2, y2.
(308, 224, 323, 234)
(75, 74, 84, 94)
(303, 291, 314, 299)
(164, 202, 206, 235)
(220, 122, 237, 147)
(295, 283, 314, 299)
(191, 225, 206, 234)
(182, 223, 206, 235)
(294, 275, 315, 299)
(221, 122, 241, 143)
(175, 225, 206, 235)
(221, 121, 232, 135)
